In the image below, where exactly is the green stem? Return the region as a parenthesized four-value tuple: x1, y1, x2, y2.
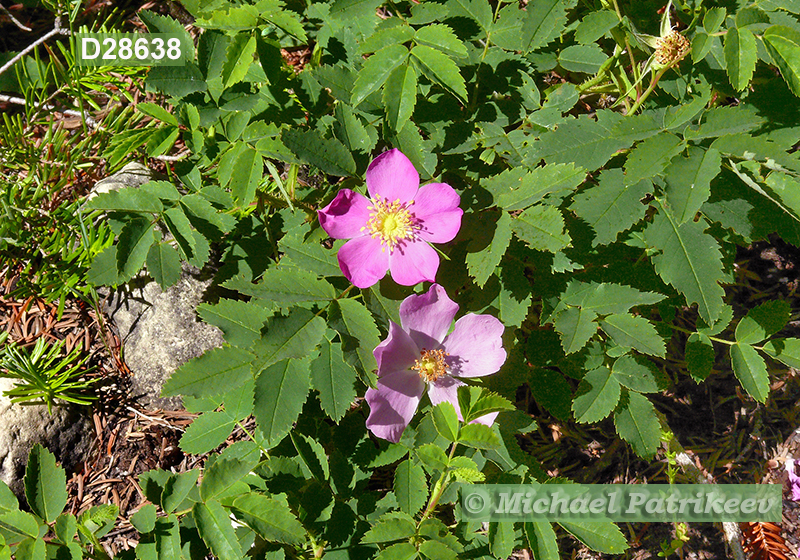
(610, 0, 640, 95)
(418, 443, 459, 525)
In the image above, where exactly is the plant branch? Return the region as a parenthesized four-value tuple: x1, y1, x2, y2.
(0, 16, 70, 78)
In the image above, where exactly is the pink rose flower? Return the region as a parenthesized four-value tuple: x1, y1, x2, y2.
(317, 149, 462, 288)
(365, 284, 507, 443)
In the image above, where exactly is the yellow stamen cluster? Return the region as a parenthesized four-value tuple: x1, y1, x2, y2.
(411, 349, 450, 383)
(363, 195, 418, 252)
(655, 31, 690, 66)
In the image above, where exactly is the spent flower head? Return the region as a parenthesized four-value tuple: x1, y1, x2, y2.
(365, 284, 506, 442)
(318, 149, 462, 288)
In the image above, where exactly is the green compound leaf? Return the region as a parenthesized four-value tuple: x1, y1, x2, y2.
(686, 333, 715, 381)
(484, 163, 585, 211)
(0, 510, 39, 541)
(199, 443, 260, 502)
(575, 10, 619, 44)
(197, 299, 272, 349)
(15, 537, 45, 560)
(394, 460, 428, 516)
(181, 193, 236, 234)
(130, 503, 157, 533)
(253, 358, 311, 447)
(410, 44, 468, 103)
(221, 34, 257, 89)
(624, 132, 683, 186)
(291, 431, 330, 481)
(161, 470, 199, 514)
(558, 44, 608, 74)
(553, 306, 597, 355)
(599, 313, 666, 357)
(664, 147, 721, 225)
(731, 343, 770, 403)
(360, 23, 415, 54)
(375, 542, 418, 560)
(251, 309, 326, 371)
(146, 64, 207, 99)
(558, 521, 628, 554)
(572, 367, 620, 423)
(146, 242, 181, 289)
(232, 493, 306, 545)
(614, 391, 661, 458)
(763, 25, 800, 97)
(279, 229, 341, 277)
(466, 211, 513, 288)
(328, 298, 381, 384)
(419, 539, 458, 560)
(311, 338, 358, 423)
(527, 110, 660, 171)
(116, 218, 156, 280)
(224, 267, 336, 304)
(230, 145, 262, 206)
(85, 186, 163, 213)
(351, 44, 409, 107)
(414, 444, 449, 473)
(735, 300, 791, 344)
(447, 0, 492, 33)
(431, 401, 459, 441)
(458, 423, 502, 450)
(413, 24, 467, 58)
(383, 63, 418, 132)
(180, 411, 236, 455)
(24, 445, 67, 524)
(281, 128, 356, 177)
(511, 204, 570, 253)
(724, 26, 757, 91)
(566, 281, 666, 315)
(642, 203, 726, 325)
(763, 338, 800, 369)
(570, 169, 652, 246)
(525, 522, 559, 560)
(611, 355, 662, 393)
(522, 0, 577, 53)
(489, 521, 515, 559)
(362, 512, 417, 544)
(162, 346, 254, 398)
(686, 106, 764, 140)
(193, 500, 244, 560)
(704, 8, 726, 33)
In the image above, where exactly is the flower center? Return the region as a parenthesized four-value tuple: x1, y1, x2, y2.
(411, 349, 450, 383)
(364, 195, 417, 251)
(655, 31, 690, 65)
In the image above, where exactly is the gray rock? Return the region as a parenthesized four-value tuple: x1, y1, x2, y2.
(0, 379, 91, 498)
(104, 264, 224, 410)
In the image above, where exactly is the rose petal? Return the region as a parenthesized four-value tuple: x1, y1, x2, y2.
(471, 411, 499, 427)
(427, 375, 465, 421)
(366, 149, 419, 203)
(442, 314, 507, 378)
(318, 189, 371, 239)
(399, 284, 458, 350)
(338, 236, 389, 288)
(388, 239, 439, 286)
(365, 369, 425, 443)
(374, 321, 420, 376)
(413, 183, 463, 243)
